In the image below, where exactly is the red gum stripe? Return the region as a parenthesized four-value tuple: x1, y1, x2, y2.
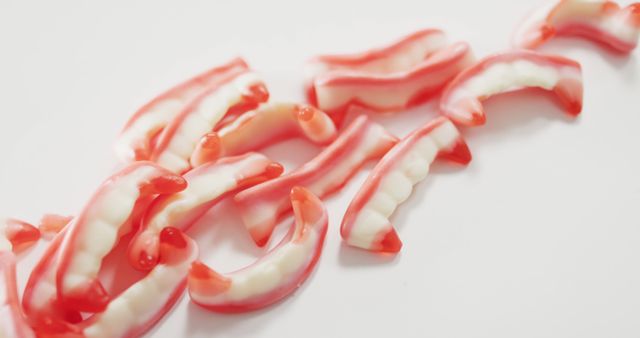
(235, 116, 397, 246)
(315, 42, 471, 86)
(525, 1, 639, 53)
(1, 252, 36, 338)
(555, 22, 638, 53)
(310, 29, 444, 66)
(340, 118, 469, 240)
(121, 58, 249, 131)
(445, 50, 581, 88)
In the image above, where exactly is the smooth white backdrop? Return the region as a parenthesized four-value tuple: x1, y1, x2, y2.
(1, 1, 639, 337)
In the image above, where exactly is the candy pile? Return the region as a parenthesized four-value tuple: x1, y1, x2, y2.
(2, 0, 639, 337)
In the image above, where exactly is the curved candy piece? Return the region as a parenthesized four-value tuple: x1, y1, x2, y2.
(306, 29, 448, 105)
(189, 187, 328, 313)
(190, 103, 337, 167)
(312, 43, 475, 123)
(80, 228, 198, 338)
(235, 115, 397, 247)
(0, 252, 35, 338)
(114, 58, 265, 162)
(513, 0, 640, 53)
(306, 29, 475, 123)
(149, 70, 268, 174)
(0, 218, 40, 253)
(56, 162, 187, 313)
(129, 153, 283, 271)
(440, 50, 583, 126)
(341, 118, 471, 253)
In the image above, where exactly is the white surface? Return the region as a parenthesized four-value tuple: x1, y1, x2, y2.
(0, 1, 639, 338)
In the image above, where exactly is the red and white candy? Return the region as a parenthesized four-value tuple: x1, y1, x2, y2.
(341, 118, 471, 253)
(190, 102, 336, 167)
(115, 58, 265, 162)
(56, 162, 186, 313)
(513, 0, 640, 53)
(234, 115, 398, 247)
(440, 50, 583, 126)
(129, 153, 283, 271)
(306, 29, 475, 123)
(189, 187, 327, 313)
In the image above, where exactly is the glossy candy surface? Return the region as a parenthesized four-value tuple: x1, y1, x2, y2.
(190, 102, 336, 167)
(440, 50, 583, 126)
(189, 187, 328, 313)
(115, 58, 263, 162)
(234, 116, 398, 246)
(129, 153, 283, 271)
(149, 69, 268, 174)
(306, 29, 475, 123)
(341, 118, 471, 253)
(80, 228, 198, 338)
(55, 162, 187, 313)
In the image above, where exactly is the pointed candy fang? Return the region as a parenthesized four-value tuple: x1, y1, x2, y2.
(290, 186, 309, 202)
(227, 83, 271, 117)
(631, 4, 640, 27)
(247, 83, 270, 103)
(540, 24, 556, 39)
(250, 229, 270, 248)
(291, 186, 324, 232)
(266, 163, 285, 178)
(159, 227, 192, 264)
(6, 218, 40, 252)
(160, 227, 187, 249)
(190, 261, 213, 279)
(235, 162, 284, 189)
(148, 175, 188, 195)
(128, 231, 160, 271)
(39, 214, 73, 235)
(554, 78, 584, 116)
(138, 251, 157, 270)
(378, 229, 403, 253)
(201, 132, 222, 149)
(191, 133, 223, 167)
(470, 111, 487, 125)
(133, 146, 151, 162)
(296, 106, 316, 122)
(438, 139, 472, 165)
(189, 261, 231, 297)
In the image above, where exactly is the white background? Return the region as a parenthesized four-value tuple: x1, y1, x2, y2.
(1, 1, 639, 337)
